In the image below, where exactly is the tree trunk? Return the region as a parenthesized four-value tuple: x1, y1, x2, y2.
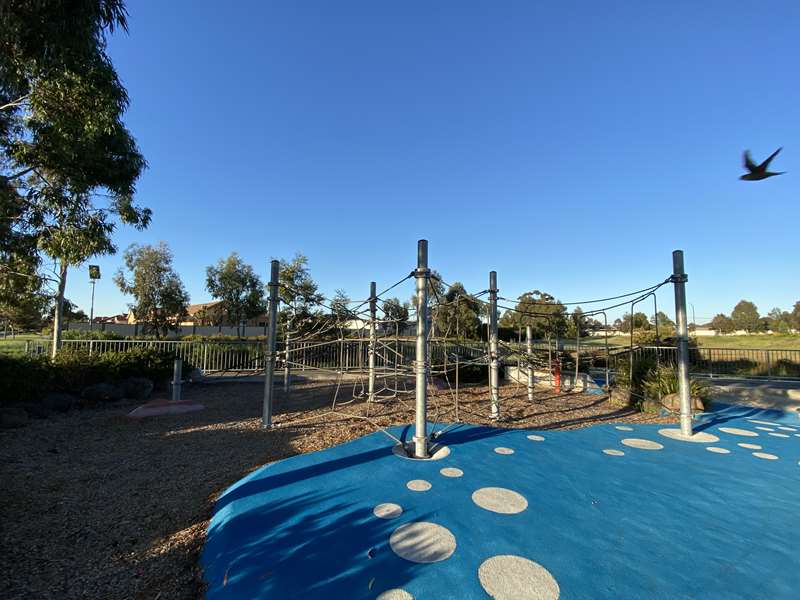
(51, 260, 68, 358)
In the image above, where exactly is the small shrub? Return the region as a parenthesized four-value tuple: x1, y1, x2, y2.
(2, 348, 194, 403)
(641, 364, 710, 403)
(0, 355, 52, 405)
(62, 329, 124, 340)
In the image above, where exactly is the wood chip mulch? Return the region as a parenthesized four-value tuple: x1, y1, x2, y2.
(0, 378, 676, 599)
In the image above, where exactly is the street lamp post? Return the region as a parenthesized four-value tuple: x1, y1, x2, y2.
(88, 265, 101, 331)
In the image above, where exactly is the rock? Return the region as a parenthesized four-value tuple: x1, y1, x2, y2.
(19, 402, 49, 419)
(610, 387, 631, 407)
(661, 392, 705, 412)
(1, 407, 29, 428)
(642, 398, 661, 414)
(42, 392, 76, 413)
(81, 383, 124, 403)
(120, 377, 154, 401)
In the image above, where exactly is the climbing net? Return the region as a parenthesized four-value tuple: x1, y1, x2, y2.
(266, 247, 679, 444)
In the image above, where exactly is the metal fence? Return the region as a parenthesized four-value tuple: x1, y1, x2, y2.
(20, 337, 800, 380)
(629, 346, 800, 379)
(23, 338, 490, 374)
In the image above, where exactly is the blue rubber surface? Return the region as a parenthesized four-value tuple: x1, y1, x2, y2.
(201, 403, 800, 599)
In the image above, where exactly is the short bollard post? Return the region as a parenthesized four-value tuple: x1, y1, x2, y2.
(172, 357, 183, 402)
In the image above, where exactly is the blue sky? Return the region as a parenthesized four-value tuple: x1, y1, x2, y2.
(66, 1, 799, 323)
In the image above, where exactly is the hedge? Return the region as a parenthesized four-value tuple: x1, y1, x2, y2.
(0, 348, 191, 406)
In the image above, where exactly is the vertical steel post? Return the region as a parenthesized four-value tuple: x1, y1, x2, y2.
(262, 260, 280, 428)
(89, 280, 96, 331)
(602, 312, 610, 389)
(488, 271, 500, 420)
(368, 281, 377, 402)
(526, 325, 534, 402)
(672, 250, 692, 436)
(414, 240, 430, 458)
(575, 316, 580, 388)
(172, 357, 182, 402)
(284, 310, 292, 395)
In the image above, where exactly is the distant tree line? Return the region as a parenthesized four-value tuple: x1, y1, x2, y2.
(709, 300, 800, 335)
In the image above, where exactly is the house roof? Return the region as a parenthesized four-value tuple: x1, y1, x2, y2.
(187, 301, 222, 316)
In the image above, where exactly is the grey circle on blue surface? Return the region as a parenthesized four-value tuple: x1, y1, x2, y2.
(472, 487, 528, 514)
(389, 522, 456, 563)
(478, 554, 560, 599)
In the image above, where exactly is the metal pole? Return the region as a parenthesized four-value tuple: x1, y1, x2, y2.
(284, 308, 292, 395)
(488, 270, 500, 420)
(413, 240, 430, 458)
(602, 312, 609, 389)
(172, 357, 182, 402)
(629, 301, 634, 387)
(575, 315, 580, 388)
(368, 281, 377, 402)
(262, 260, 280, 428)
(89, 280, 96, 331)
(672, 250, 692, 436)
(455, 310, 460, 421)
(526, 325, 534, 402)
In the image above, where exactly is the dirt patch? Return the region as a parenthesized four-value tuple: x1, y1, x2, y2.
(0, 379, 675, 599)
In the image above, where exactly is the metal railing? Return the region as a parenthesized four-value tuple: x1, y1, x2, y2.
(22, 338, 800, 380)
(23, 338, 490, 374)
(629, 346, 800, 379)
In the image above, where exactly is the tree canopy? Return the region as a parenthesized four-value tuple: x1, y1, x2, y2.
(731, 300, 760, 333)
(710, 313, 735, 334)
(205, 253, 265, 334)
(499, 290, 568, 339)
(114, 243, 189, 338)
(1, 0, 148, 354)
(433, 282, 482, 339)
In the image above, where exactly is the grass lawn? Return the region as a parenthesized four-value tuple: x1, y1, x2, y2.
(581, 334, 800, 350)
(691, 334, 800, 349)
(0, 334, 47, 356)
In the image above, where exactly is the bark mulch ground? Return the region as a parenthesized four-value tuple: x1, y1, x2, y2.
(0, 378, 676, 599)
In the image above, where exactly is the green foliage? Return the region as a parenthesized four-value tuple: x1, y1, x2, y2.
(205, 253, 265, 333)
(564, 307, 589, 339)
(613, 355, 656, 407)
(792, 302, 800, 331)
(382, 297, 409, 331)
(1, 1, 149, 357)
(731, 300, 761, 333)
(277, 253, 323, 337)
(114, 242, 189, 338)
(710, 313, 735, 334)
(766, 307, 793, 334)
(618, 311, 651, 333)
(62, 329, 123, 340)
(434, 282, 481, 339)
(0, 354, 52, 404)
(641, 364, 710, 404)
(0, 347, 187, 405)
(329, 289, 352, 322)
(50, 347, 183, 392)
(499, 290, 568, 339)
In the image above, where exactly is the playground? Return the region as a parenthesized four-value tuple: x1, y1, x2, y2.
(203, 403, 800, 600)
(0, 379, 671, 599)
(3, 241, 799, 599)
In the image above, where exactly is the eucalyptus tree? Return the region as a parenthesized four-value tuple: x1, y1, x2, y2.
(1, 1, 148, 356)
(206, 253, 265, 336)
(114, 243, 189, 339)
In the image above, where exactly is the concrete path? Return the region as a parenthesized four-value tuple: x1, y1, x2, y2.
(708, 377, 800, 413)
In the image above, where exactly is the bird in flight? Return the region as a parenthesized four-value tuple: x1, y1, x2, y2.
(740, 147, 785, 181)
